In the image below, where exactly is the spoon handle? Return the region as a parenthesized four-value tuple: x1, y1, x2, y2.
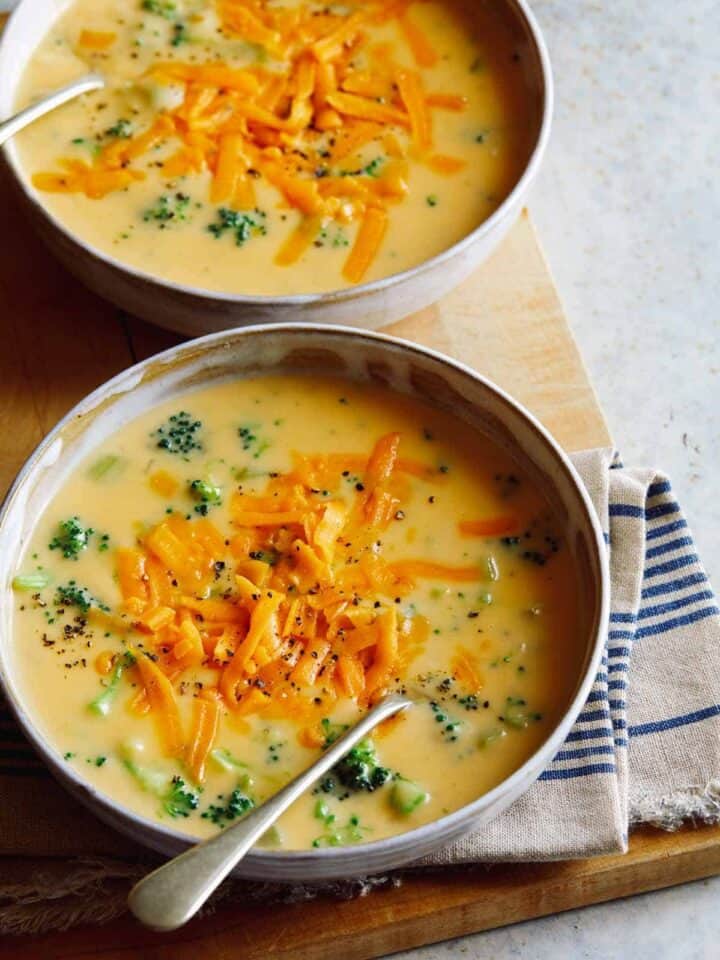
(0, 74, 104, 147)
(127, 692, 412, 932)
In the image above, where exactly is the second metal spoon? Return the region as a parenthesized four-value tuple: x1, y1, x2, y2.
(0, 74, 104, 147)
(128, 692, 413, 932)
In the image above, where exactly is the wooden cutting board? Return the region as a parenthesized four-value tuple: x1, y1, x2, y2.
(3, 161, 720, 957)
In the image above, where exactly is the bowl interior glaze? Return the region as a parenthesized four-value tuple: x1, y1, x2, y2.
(0, 325, 608, 881)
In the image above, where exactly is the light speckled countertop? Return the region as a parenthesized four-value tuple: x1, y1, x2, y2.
(399, 1, 719, 957)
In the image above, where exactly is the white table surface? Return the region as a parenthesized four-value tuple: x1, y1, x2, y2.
(398, 1, 719, 957)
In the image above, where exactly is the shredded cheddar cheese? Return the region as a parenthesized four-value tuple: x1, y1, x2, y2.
(31, 0, 471, 283)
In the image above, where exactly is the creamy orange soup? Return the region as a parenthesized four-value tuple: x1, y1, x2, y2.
(12, 376, 581, 848)
(14, 0, 534, 294)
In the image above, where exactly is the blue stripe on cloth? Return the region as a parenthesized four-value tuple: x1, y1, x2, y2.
(641, 571, 707, 599)
(609, 501, 680, 521)
(645, 536, 694, 559)
(554, 744, 616, 762)
(586, 689, 606, 703)
(637, 590, 715, 620)
(635, 606, 719, 640)
(565, 726, 615, 743)
(647, 480, 672, 498)
(608, 662, 629, 673)
(609, 699, 625, 710)
(610, 612, 636, 624)
(577, 706, 612, 723)
(646, 501, 680, 521)
(608, 645, 632, 659)
(608, 679, 627, 691)
(629, 704, 720, 738)
(644, 553, 698, 579)
(646, 518, 688, 541)
(539, 762, 616, 781)
(609, 504, 644, 519)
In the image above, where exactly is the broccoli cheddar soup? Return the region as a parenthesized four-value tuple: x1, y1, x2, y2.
(14, 0, 535, 294)
(12, 376, 582, 848)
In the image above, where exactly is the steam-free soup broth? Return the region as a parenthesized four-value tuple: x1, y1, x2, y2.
(12, 376, 581, 848)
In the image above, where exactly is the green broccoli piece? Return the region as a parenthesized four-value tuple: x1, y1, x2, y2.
(332, 738, 391, 793)
(201, 788, 254, 826)
(12, 571, 51, 591)
(49, 517, 92, 559)
(208, 209, 267, 246)
(143, 193, 191, 227)
(88, 652, 135, 717)
(141, 0, 176, 20)
(153, 411, 203, 456)
(390, 777, 429, 814)
(54, 581, 107, 614)
(120, 743, 201, 818)
(189, 479, 222, 515)
(163, 776, 201, 818)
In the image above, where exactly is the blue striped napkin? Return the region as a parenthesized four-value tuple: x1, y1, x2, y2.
(423, 448, 720, 863)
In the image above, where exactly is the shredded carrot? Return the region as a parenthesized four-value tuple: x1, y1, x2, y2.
(95, 650, 115, 676)
(101, 425, 499, 757)
(389, 560, 484, 583)
(451, 646, 485, 691)
(396, 69, 432, 151)
(149, 469, 179, 498)
(34, 0, 471, 284)
(116, 548, 148, 608)
(274, 215, 323, 266)
(134, 652, 185, 757)
(326, 91, 409, 128)
(426, 93, 467, 111)
(458, 517, 519, 537)
(186, 695, 221, 783)
(427, 154, 467, 175)
(397, 12, 437, 68)
(342, 206, 388, 283)
(78, 29, 116, 50)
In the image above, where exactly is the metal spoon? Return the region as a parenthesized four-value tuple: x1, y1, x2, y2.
(127, 692, 412, 932)
(0, 74, 104, 147)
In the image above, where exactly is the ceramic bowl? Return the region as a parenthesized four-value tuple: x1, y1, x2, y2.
(0, 324, 608, 881)
(0, 0, 552, 337)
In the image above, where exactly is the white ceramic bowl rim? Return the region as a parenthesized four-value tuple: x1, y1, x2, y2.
(0, 323, 609, 867)
(0, 0, 553, 307)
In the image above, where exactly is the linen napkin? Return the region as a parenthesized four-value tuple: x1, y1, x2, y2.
(2, 449, 719, 933)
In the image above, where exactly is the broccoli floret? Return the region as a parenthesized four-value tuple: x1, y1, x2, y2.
(153, 411, 203, 456)
(143, 193, 191, 227)
(142, 0, 177, 17)
(163, 775, 200, 818)
(49, 517, 92, 559)
(120, 743, 201, 818)
(88, 652, 135, 716)
(104, 118, 132, 139)
(332, 738, 391, 793)
(208, 209, 267, 246)
(54, 581, 108, 614)
(189, 479, 222, 515)
(201, 788, 254, 826)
